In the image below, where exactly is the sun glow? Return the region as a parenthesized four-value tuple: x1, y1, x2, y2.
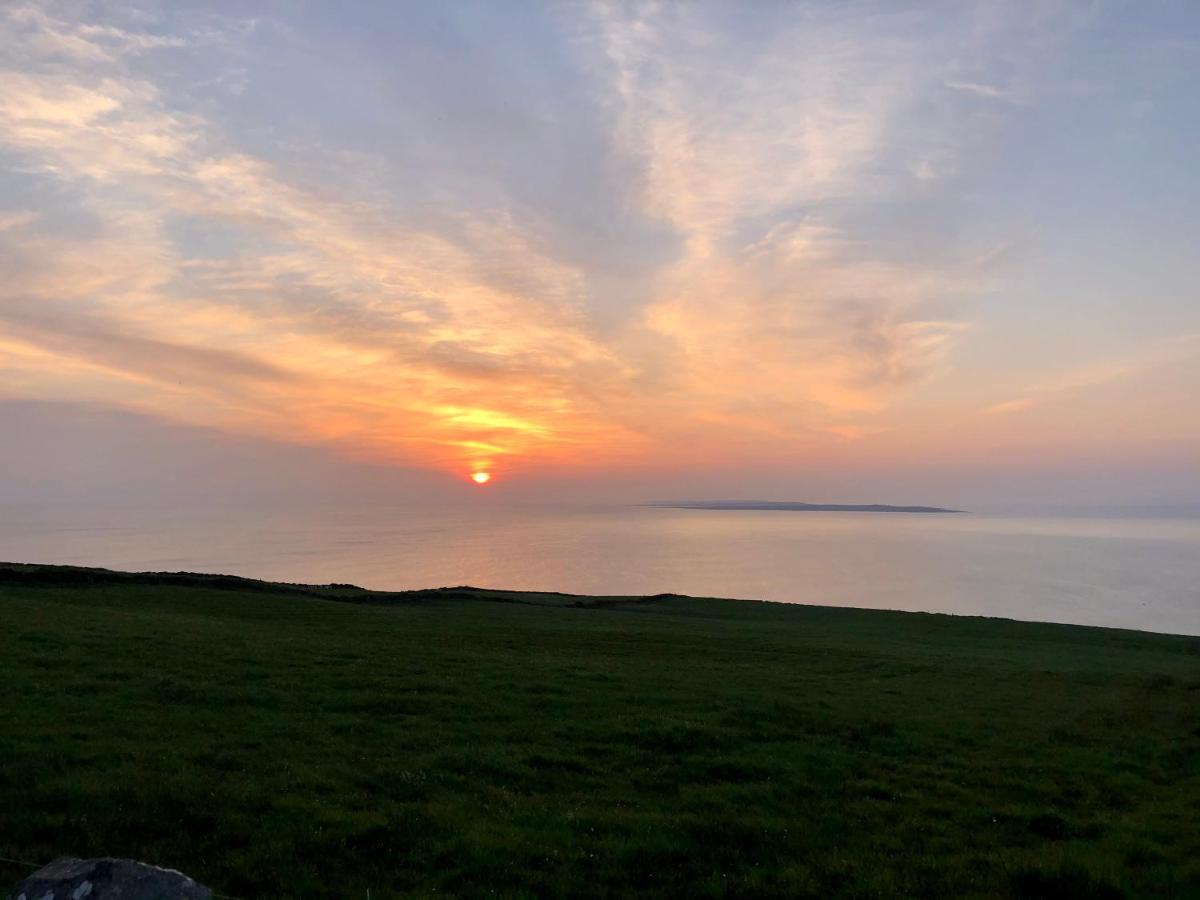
(471, 471, 492, 485)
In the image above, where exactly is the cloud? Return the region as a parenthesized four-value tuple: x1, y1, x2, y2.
(987, 335, 1200, 415)
(0, 211, 36, 231)
(0, 5, 633, 470)
(0, 69, 196, 179)
(6, 3, 191, 63)
(582, 1, 994, 440)
(0, 301, 301, 389)
(945, 80, 1019, 103)
(0, 1, 1071, 478)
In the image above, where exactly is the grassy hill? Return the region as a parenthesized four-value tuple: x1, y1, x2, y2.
(2, 563, 1198, 898)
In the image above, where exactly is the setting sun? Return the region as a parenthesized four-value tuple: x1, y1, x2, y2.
(471, 472, 492, 485)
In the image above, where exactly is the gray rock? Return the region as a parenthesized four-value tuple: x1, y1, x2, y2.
(7, 857, 212, 900)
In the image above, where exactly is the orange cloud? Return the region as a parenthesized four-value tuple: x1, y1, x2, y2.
(6, 0, 1190, 488)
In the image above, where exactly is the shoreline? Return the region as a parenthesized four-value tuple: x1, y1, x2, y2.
(3, 560, 1194, 639)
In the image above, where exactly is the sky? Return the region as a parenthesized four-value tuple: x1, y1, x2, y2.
(1, 0, 1198, 510)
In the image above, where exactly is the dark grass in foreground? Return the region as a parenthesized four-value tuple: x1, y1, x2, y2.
(2, 564, 1198, 898)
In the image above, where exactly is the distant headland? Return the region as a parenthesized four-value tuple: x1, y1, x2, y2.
(647, 501, 966, 513)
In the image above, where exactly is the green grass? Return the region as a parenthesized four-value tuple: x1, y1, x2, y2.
(2, 563, 1198, 898)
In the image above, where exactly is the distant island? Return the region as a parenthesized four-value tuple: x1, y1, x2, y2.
(648, 501, 965, 513)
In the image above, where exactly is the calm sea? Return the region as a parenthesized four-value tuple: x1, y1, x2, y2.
(4, 504, 1199, 635)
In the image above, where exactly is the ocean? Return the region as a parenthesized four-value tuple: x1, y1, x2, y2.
(4, 503, 1198, 635)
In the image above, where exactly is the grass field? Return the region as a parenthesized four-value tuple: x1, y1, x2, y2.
(2, 563, 1198, 898)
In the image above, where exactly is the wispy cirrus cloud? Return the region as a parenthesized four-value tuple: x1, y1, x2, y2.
(945, 80, 1020, 103)
(584, 1, 988, 443)
(5, 0, 1189, 487)
(0, 2, 632, 472)
(988, 335, 1200, 415)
